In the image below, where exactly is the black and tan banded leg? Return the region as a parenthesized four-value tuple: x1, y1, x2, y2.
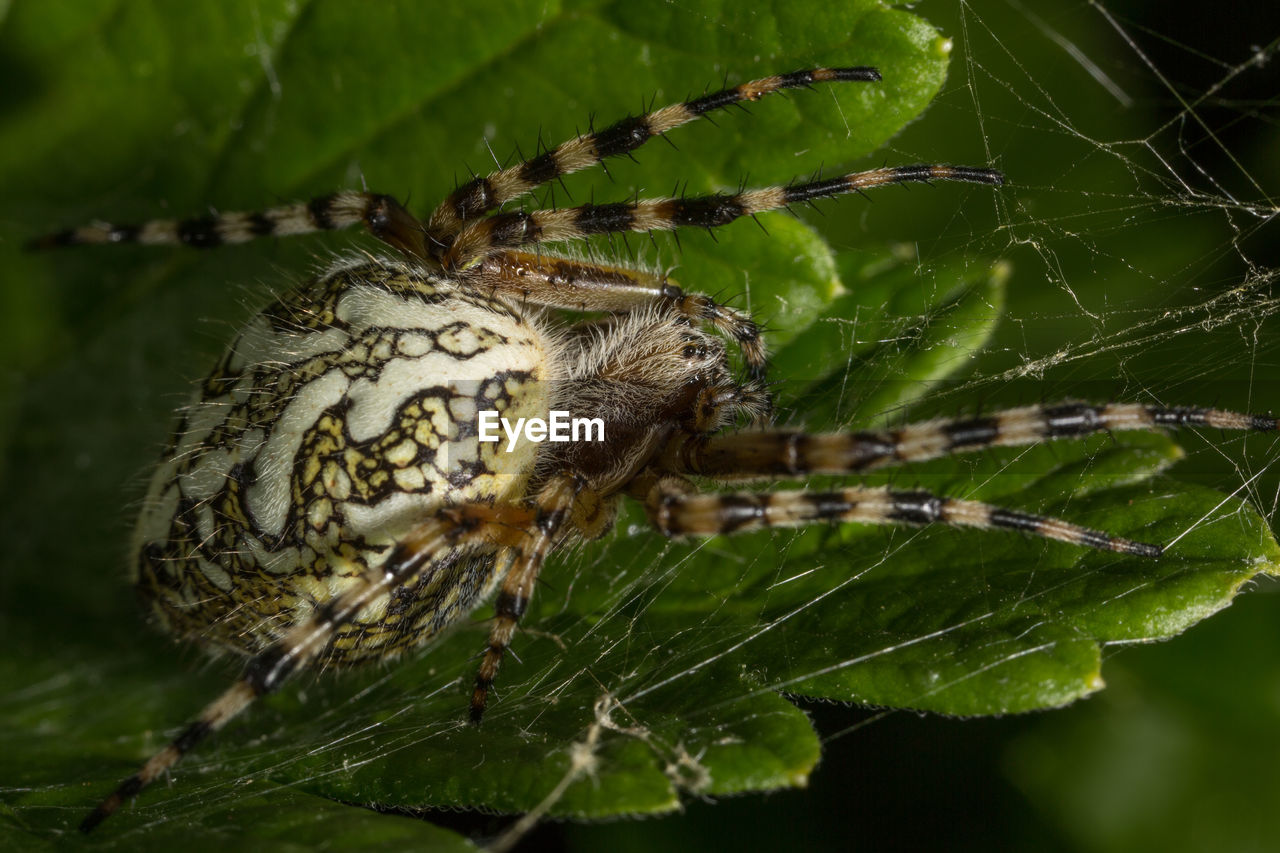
(441, 164, 1005, 270)
(28, 190, 433, 260)
(467, 249, 769, 378)
(79, 501, 538, 833)
(658, 401, 1280, 479)
(426, 67, 884, 241)
(642, 483, 1162, 557)
(471, 473, 587, 723)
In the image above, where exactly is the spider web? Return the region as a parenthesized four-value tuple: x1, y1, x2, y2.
(392, 4, 1280, 848)
(3, 2, 1279, 850)
(536, 4, 1279, 850)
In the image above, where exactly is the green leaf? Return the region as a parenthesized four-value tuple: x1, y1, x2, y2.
(1005, 591, 1280, 853)
(0, 1, 1274, 849)
(771, 248, 1010, 424)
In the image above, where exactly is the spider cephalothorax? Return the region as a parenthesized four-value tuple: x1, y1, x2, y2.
(31, 66, 1277, 832)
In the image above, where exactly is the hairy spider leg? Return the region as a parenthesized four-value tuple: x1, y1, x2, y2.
(641, 482, 1162, 556)
(470, 474, 586, 722)
(427, 67, 884, 239)
(79, 501, 538, 833)
(468, 249, 769, 379)
(441, 165, 1005, 269)
(30, 67, 886, 258)
(660, 402, 1280, 478)
(27, 191, 433, 259)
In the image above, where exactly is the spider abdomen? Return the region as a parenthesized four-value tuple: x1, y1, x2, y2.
(133, 258, 552, 664)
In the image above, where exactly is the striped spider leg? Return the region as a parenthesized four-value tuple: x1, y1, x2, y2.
(29, 66, 890, 261)
(439, 164, 1003, 271)
(466, 249, 772, 381)
(81, 475, 589, 832)
(26, 190, 434, 259)
(27, 64, 999, 386)
(634, 474, 1161, 555)
(423, 67, 886, 242)
(646, 402, 1280, 554)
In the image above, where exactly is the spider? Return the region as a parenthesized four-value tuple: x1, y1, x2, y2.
(31, 67, 1277, 833)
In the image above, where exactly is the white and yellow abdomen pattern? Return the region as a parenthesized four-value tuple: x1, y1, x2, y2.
(134, 259, 550, 664)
